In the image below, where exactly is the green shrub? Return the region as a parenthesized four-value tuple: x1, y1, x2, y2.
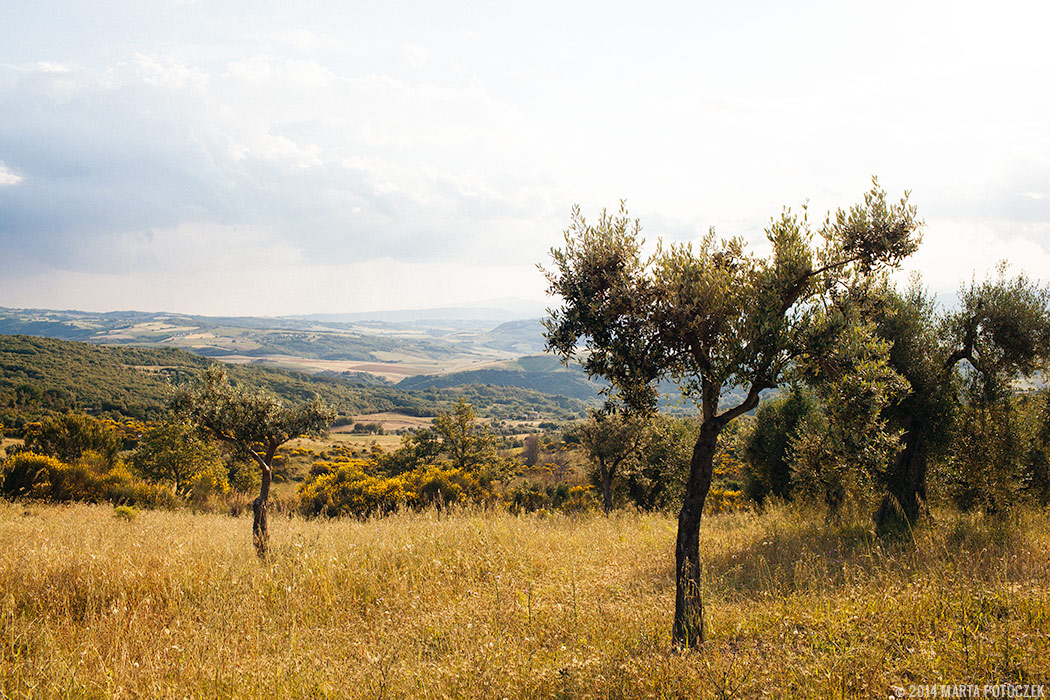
(113, 505, 137, 521)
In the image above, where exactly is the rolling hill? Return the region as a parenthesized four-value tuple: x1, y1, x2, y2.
(0, 335, 591, 431)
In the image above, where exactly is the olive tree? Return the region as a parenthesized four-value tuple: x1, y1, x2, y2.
(870, 268, 1050, 526)
(379, 400, 507, 480)
(171, 366, 334, 557)
(573, 407, 649, 514)
(543, 181, 921, 647)
(132, 420, 226, 494)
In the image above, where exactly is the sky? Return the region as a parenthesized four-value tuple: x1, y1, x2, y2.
(1, 0, 1048, 316)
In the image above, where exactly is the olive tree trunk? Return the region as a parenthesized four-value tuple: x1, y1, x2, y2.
(601, 467, 614, 515)
(875, 418, 927, 529)
(252, 463, 273, 558)
(672, 421, 720, 648)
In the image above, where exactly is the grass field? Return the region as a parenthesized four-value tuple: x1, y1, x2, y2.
(1, 502, 1048, 699)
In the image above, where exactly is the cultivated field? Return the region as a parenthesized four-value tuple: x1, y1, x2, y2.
(1, 502, 1048, 699)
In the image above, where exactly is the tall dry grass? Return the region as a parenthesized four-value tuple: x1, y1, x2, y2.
(1, 501, 1047, 698)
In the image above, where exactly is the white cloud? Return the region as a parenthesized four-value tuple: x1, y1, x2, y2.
(1, 0, 1049, 315)
(0, 162, 22, 186)
(35, 62, 71, 73)
(400, 44, 430, 70)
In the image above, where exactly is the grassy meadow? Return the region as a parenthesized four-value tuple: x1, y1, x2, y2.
(1, 501, 1048, 699)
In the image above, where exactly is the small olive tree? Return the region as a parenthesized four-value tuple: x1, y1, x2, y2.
(573, 407, 650, 514)
(171, 366, 333, 557)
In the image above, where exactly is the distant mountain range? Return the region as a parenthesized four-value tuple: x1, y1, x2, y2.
(0, 304, 544, 363)
(290, 304, 546, 324)
(0, 305, 608, 411)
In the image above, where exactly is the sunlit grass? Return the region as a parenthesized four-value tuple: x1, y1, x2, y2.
(1, 501, 1047, 698)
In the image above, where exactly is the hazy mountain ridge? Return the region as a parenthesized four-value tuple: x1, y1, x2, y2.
(396, 354, 603, 400)
(0, 306, 525, 367)
(0, 335, 590, 426)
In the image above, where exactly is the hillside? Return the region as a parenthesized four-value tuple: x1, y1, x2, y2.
(396, 354, 603, 400)
(0, 306, 466, 363)
(479, 319, 549, 355)
(0, 335, 589, 429)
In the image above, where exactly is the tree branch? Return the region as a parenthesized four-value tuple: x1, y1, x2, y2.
(778, 253, 865, 316)
(716, 380, 767, 425)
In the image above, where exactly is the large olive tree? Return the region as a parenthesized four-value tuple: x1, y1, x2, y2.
(870, 268, 1050, 526)
(543, 181, 921, 647)
(171, 366, 334, 557)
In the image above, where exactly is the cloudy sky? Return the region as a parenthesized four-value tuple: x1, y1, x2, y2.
(1, 0, 1048, 316)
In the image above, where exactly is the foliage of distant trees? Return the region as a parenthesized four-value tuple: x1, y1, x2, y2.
(299, 401, 513, 517)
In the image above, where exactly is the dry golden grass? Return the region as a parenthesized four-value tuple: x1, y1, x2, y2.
(1, 501, 1047, 699)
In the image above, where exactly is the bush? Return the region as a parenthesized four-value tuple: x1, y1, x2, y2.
(113, 505, 137, 521)
(0, 450, 177, 508)
(299, 459, 500, 518)
(507, 481, 595, 514)
(298, 459, 406, 518)
(1, 452, 65, 498)
(22, 412, 121, 466)
(704, 486, 748, 515)
(403, 465, 494, 509)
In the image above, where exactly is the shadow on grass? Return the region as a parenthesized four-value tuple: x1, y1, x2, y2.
(700, 505, 1029, 601)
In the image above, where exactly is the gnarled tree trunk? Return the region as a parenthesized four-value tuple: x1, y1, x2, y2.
(252, 463, 271, 558)
(875, 417, 928, 529)
(600, 466, 614, 514)
(251, 445, 277, 559)
(672, 421, 720, 648)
